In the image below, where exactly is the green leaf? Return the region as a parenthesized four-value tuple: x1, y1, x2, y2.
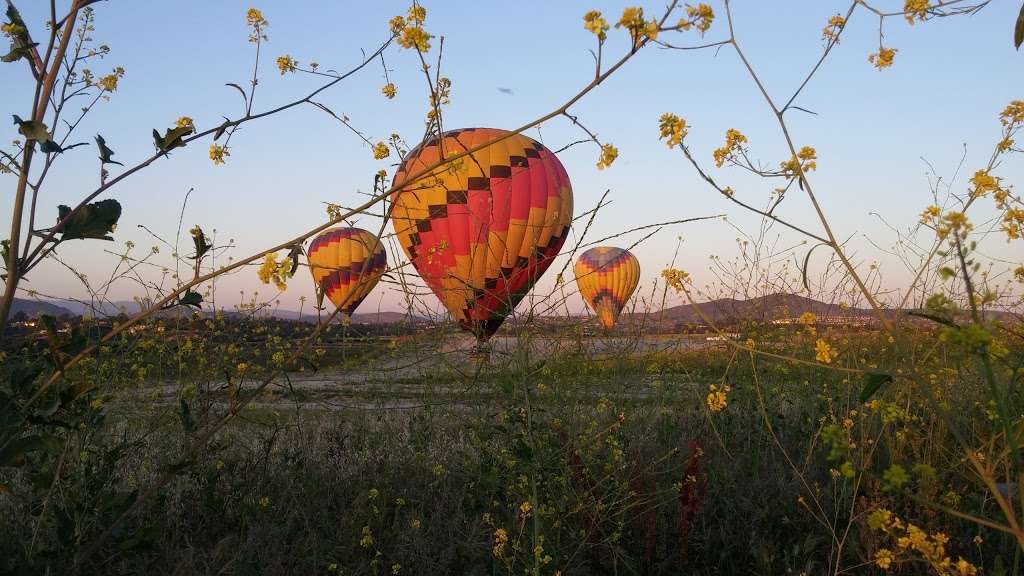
(40, 139, 86, 154)
(179, 291, 203, 309)
(1016, 1, 1024, 49)
(95, 134, 124, 166)
(56, 199, 121, 241)
(0, 434, 61, 467)
(152, 124, 194, 152)
(12, 114, 50, 142)
(288, 244, 303, 275)
(189, 226, 211, 260)
(2, 5, 37, 64)
(860, 372, 893, 403)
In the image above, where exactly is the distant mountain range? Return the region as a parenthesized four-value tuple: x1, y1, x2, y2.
(640, 293, 874, 324)
(12, 293, 1017, 326)
(10, 298, 77, 318)
(10, 297, 422, 325)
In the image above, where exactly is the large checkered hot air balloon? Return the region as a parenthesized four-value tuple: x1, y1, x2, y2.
(390, 128, 573, 343)
(574, 246, 640, 329)
(307, 227, 387, 317)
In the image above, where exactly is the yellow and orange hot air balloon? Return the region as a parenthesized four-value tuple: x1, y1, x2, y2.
(574, 246, 640, 329)
(307, 227, 387, 317)
(390, 127, 573, 343)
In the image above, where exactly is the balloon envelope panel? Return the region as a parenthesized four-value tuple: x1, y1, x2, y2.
(391, 128, 573, 342)
(307, 227, 387, 316)
(574, 246, 640, 329)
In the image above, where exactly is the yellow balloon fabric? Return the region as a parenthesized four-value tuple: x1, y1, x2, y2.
(307, 227, 387, 316)
(574, 247, 640, 329)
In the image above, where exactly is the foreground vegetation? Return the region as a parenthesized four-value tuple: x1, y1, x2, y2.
(1, 318, 1021, 574)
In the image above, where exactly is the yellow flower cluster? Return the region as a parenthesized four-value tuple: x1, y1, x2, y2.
(929, 211, 971, 241)
(706, 383, 730, 412)
(246, 8, 268, 43)
(868, 508, 978, 575)
(276, 55, 298, 74)
(658, 113, 688, 148)
(373, 141, 390, 160)
(822, 15, 846, 43)
(869, 47, 898, 70)
(616, 7, 659, 44)
(97, 67, 125, 92)
(257, 252, 292, 291)
(780, 145, 817, 175)
(661, 268, 690, 293)
(209, 144, 230, 165)
(176, 116, 194, 129)
(493, 528, 508, 557)
(678, 3, 714, 34)
(381, 83, 397, 99)
(815, 339, 836, 363)
(713, 128, 748, 168)
(583, 10, 610, 41)
(391, 5, 432, 52)
(596, 143, 618, 170)
(326, 203, 342, 221)
(904, 0, 931, 25)
(1000, 100, 1024, 126)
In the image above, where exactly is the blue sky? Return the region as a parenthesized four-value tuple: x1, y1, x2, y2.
(2, 1, 1021, 314)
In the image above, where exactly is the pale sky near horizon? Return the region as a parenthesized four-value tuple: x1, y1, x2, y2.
(2, 1, 1022, 316)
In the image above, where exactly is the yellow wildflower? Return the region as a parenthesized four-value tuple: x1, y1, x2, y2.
(276, 55, 298, 74)
(246, 8, 266, 28)
(493, 528, 508, 557)
(389, 15, 406, 35)
(373, 141, 390, 160)
(869, 47, 898, 70)
(359, 525, 374, 548)
(407, 4, 426, 24)
(209, 144, 230, 166)
(247, 8, 268, 42)
(713, 128, 748, 168)
(97, 67, 124, 92)
(583, 10, 609, 41)
(904, 0, 930, 24)
(519, 500, 532, 518)
(681, 3, 714, 34)
(919, 204, 941, 224)
(822, 15, 846, 43)
(381, 83, 397, 99)
(706, 383, 730, 412)
(596, 143, 618, 170)
(257, 252, 292, 291)
(616, 7, 658, 44)
(661, 268, 690, 293)
(968, 169, 1000, 198)
(999, 100, 1024, 126)
(815, 339, 836, 363)
(875, 548, 894, 570)
(798, 311, 817, 325)
(658, 113, 688, 148)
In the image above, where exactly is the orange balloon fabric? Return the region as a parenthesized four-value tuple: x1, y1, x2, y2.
(574, 246, 640, 329)
(307, 227, 387, 316)
(391, 128, 573, 342)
